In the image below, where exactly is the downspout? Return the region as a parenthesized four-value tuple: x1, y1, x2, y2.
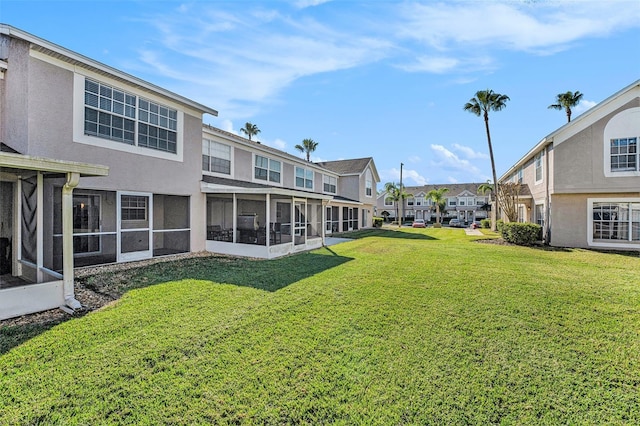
(62, 172, 81, 309)
(544, 143, 551, 245)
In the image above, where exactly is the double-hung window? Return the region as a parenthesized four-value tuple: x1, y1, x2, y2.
(323, 175, 337, 193)
(610, 138, 637, 172)
(384, 197, 394, 206)
(84, 79, 178, 154)
(255, 155, 281, 183)
(295, 167, 314, 189)
(534, 152, 543, 183)
(365, 170, 373, 197)
(203, 139, 231, 174)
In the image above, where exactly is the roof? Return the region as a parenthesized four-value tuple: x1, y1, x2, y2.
(0, 151, 109, 176)
(400, 182, 489, 197)
(0, 24, 218, 117)
(499, 79, 640, 182)
(316, 157, 379, 181)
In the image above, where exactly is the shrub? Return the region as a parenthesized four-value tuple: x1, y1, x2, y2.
(496, 219, 504, 234)
(500, 222, 542, 246)
(480, 218, 491, 229)
(373, 217, 384, 228)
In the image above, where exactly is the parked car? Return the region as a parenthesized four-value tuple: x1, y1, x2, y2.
(448, 218, 462, 227)
(412, 219, 426, 228)
(471, 221, 482, 229)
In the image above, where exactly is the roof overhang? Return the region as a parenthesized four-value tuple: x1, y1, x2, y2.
(201, 181, 333, 200)
(0, 151, 109, 176)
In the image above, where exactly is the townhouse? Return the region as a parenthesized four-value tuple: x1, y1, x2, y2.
(0, 25, 379, 319)
(377, 183, 491, 224)
(499, 80, 640, 250)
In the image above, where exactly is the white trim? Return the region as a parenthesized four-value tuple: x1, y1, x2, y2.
(603, 108, 640, 178)
(587, 197, 640, 249)
(252, 153, 283, 187)
(73, 74, 185, 162)
(202, 138, 234, 178)
(534, 151, 544, 185)
(117, 191, 153, 262)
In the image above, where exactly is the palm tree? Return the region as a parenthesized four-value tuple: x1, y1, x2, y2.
(548, 91, 584, 123)
(294, 138, 318, 162)
(464, 89, 510, 229)
(239, 122, 260, 141)
(426, 187, 449, 225)
(383, 182, 405, 225)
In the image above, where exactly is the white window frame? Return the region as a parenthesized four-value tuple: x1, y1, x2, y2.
(73, 74, 184, 162)
(384, 197, 394, 206)
(203, 139, 232, 176)
(534, 151, 543, 184)
(323, 175, 337, 194)
(588, 198, 640, 249)
(365, 170, 373, 197)
(295, 166, 314, 190)
(253, 154, 282, 185)
(603, 108, 640, 178)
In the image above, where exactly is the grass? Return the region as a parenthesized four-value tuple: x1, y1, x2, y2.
(1, 228, 639, 424)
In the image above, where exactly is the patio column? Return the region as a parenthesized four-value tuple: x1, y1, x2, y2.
(62, 172, 81, 309)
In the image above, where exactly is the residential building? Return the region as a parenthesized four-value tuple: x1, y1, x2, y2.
(499, 80, 640, 250)
(0, 25, 379, 319)
(376, 183, 491, 224)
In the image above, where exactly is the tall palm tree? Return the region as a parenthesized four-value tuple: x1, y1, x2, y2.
(548, 91, 584, 123)
(426, 187, 449, 225)
(383, 182, 405, 225)
(478, 180, 493, 196)
(294, 138, 318, 162)
(464, 89, 510, 229)
(239, 122, 260, 141)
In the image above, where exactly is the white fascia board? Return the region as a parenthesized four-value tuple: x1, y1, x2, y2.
(0, 152, 109, 176)
(200, 181, 333, 200)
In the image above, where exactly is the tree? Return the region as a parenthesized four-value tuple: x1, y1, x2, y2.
(294, 138, 318, 162)
(464, 89, 510, 230)
(239, 122, 260, 141)
(383, 182, 406, 226)
(478, 180, 494, 196)
(426, 187, 449, 225)
(548, 91, 584, 123)
(497, 182, 521, 223)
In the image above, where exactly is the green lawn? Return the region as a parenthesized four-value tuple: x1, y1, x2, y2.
(1, 228, 639, 424)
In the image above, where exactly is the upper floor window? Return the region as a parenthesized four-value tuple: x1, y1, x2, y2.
(84, 79, 178, 154)
(407, 197, 414, 206)
(323, 175, 337, 193)
(535, 152, 543, 183)
(384, 197, 394, 206)
(416, 197, 423, 206)
(255, 155, 281, 183)
(517, 168, 523, 183)
(610, 138, 637, 172)
(448, 199, 457, 206)
(365, 170, 373, 197)
(296, 167, 314, 189)
(202, 139, 231, 174)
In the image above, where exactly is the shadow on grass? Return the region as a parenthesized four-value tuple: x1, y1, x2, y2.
(1, 249, 353, 354)
(81, 248, 354, 298)
(331, 228, 437, 241)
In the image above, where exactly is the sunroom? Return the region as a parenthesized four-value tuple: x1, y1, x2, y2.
(0, 150, 108, 320)
(201, 176, 331, 259)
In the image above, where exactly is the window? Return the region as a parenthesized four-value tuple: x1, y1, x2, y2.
(592, 201, 640, 243)
(323, 175, 337, 193)
(517, 168, 523, 183)
(407, 197, 414, 206)
(295, 167, 314, 189)
(255, 155, 281, 183)
(384, 197, 394, 206)
(535, 152, 543, 183)
(416, 197, 423, 206)
(610, 138, 637, 172)
(535, 204, 544, 227)
(203, 139, 231, 174)
(448, 199, 457, 206)
(365, 170, 373, 197)
(84, 79, 178, 154)
(121, 195, 148, 221)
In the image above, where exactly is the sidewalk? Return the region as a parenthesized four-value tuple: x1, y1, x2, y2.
(464, 228, 483, 236)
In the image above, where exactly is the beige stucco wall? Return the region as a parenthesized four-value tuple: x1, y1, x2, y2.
(553, 99, 640, 193)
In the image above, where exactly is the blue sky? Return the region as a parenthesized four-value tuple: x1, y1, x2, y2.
(3, 0, 639, 188)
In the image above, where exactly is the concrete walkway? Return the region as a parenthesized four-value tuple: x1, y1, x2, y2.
(464, 228, 483, 236)
(324, 237, 353, 246)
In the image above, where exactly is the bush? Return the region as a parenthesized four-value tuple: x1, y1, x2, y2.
(500, 222, 542, 246)
(373, 217, 384, 228)
(496, 219, 504, 235)
(480, 218, 491, 229)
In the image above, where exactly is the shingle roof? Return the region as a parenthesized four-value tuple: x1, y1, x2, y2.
(402, 182, 489, 197)
(316, 158, 373, 175)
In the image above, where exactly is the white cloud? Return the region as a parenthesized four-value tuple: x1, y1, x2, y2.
(407, 155, 421, 163)
(447, 176, 459, 184)
(452, 143, 489, 160)
(262, 138, 287, 150)
(573, 99, 598, 116)
(430, 144, 485, 179)
(293, 0, 333, 8)
(381, 167, 428, 186)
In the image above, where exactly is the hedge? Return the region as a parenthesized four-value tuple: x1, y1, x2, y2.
(500, 222, 542, 246)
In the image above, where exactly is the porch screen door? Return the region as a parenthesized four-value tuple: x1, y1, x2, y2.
(117, 192, 152, 262)
(294, 200, 306, 246)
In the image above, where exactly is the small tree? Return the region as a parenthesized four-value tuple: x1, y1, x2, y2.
(240, 122, 260, 141)
(497, 181, 521, 223)
(383, 182, 406, 226)
(294, 138, 318, 162)
(427, 187, 449, 225)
